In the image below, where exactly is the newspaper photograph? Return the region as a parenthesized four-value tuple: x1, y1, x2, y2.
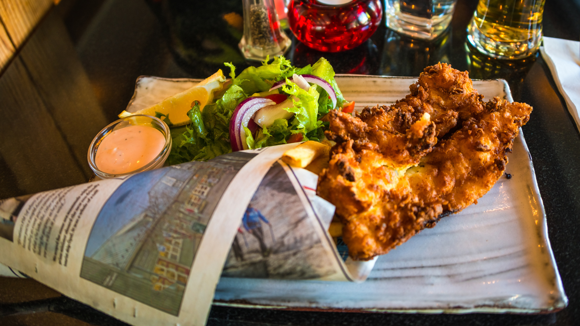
(223, 161, 337, 280)
(0, 144, 374, 325)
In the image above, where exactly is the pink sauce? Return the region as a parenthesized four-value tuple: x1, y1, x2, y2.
(95, 125, 165, 174)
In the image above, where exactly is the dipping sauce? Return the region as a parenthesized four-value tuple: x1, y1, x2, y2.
(95, 125, 165, 174)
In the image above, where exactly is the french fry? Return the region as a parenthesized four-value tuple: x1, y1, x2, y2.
(282, 141, 330, 168)
(304, 151, 330, 175)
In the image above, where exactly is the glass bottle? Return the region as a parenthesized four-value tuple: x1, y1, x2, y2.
(239, 0, 292, 61)
(287, 0, 383, 53)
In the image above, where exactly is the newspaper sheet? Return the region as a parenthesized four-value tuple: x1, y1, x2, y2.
(0, 143, 375, 325)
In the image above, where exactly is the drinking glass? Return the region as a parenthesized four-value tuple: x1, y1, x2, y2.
(467, 0, 545, 60)
(385, 0, 458, 40)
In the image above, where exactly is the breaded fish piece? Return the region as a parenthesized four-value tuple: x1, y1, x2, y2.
(317, 64, 532, 260)
(324, 63, 484, 169)
(336, 99, 531, 260)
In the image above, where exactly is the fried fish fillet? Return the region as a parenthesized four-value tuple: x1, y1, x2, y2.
(317, 65, 532, 260)
(323, 63, 484, 170)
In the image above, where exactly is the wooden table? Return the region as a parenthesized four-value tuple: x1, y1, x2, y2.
(1, 0, 579, 325)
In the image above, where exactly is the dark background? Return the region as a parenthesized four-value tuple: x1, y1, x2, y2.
(1, 0, 580, 325)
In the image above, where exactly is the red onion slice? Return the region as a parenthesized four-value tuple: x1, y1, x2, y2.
(268, 74, 337, 109)
(229, 97, 275, 151)
(247, 118, 260, 135)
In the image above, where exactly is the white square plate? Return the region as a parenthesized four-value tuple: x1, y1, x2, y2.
(213, 75, 568, 313)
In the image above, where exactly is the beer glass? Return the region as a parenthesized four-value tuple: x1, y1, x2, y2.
(385, 0, 458, 40)
(467, 0, 545, 60)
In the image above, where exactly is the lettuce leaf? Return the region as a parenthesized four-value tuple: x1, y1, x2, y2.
(282, 81, 321, 133)
(243, 126, 255, 149)
(230, 56, 295, 95)
(316, 88, 332, 116)
(311, 57, 347, 108)
(252, 118, 293, 149)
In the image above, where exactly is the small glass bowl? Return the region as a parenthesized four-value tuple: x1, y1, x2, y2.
(87, 115, 172, 179)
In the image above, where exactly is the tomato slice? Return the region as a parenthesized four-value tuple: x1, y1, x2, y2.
(265, 94, 288, 104)
(342, 101, 355, 114)
(287, 133, 304, 143)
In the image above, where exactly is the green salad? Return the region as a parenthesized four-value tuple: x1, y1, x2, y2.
(167, 56, 349, 165)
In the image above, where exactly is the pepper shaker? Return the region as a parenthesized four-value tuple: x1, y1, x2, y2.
(239, 0, 292, 61)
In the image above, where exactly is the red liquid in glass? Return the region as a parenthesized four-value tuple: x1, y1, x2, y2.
(287, 0, 383, 53)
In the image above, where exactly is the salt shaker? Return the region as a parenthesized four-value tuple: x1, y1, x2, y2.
(239, 0, 292, 61)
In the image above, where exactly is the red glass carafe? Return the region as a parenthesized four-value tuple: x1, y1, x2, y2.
(287, 0, 383, 53)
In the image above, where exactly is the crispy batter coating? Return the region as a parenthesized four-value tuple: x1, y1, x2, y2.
(392, 62, 484, 136)
(317, 64, 532, 260)
(324, 63, 485, 170)
(323, 106, 437, 170)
